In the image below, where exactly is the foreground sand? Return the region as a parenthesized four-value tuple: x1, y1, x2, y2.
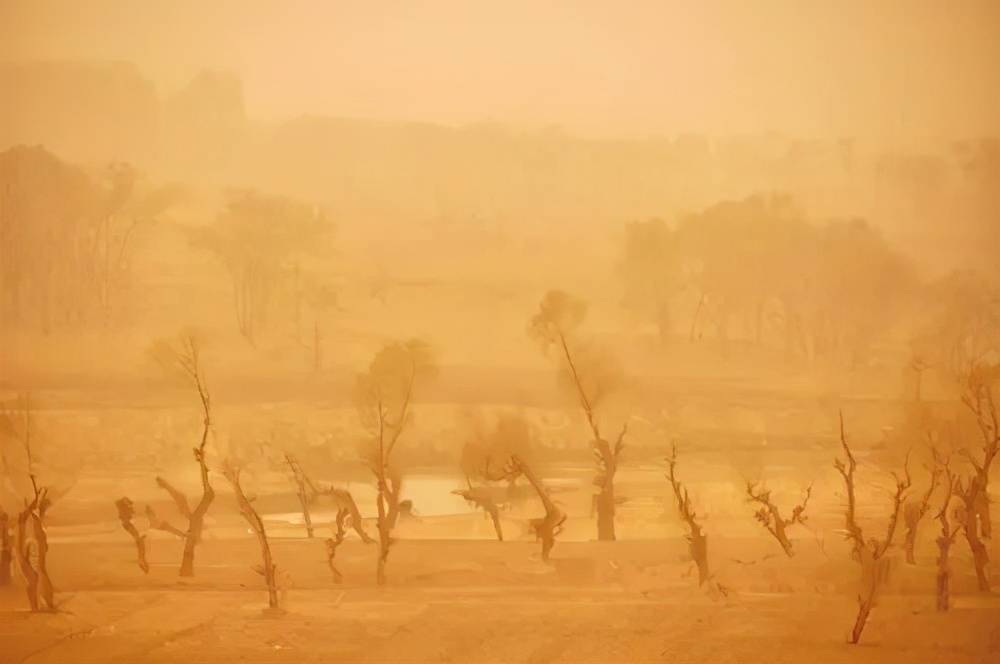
(2, 531, 998, 664)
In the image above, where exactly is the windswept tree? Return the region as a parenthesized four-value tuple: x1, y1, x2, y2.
(354, 339, 436, 585)
(114, 497, 149, 574)
(0, 503, 11, 586)
(902, 467, 940, 565)
(529, 290, 627, 541)
(834, 414, 912, 644)
(1, 394, 56, 611)
(222, 461, 279, 610)
(284, 453, 315, 538)
(666, 444, 709, 586)
(283, 450, 373, 578)
(456, 413, 538, 542)
(745, 480, 812, 557)
(149, 333, 216, 577)
(481, 452, 565, 561)
(932, 450, 963, 611)
(953, 362, 999, 591)
(192, 190, 331, 346)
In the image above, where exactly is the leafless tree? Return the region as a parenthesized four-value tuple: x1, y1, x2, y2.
(834, 413, 912, 644)
(483, 455, 565, 561)
(745, 480, 812, 557)
(3, 394, 56, 611)
(222, 462, 279, 609)
(114, 497, 149, 574)
(529, 290, 626, 541)
(932, 450, 962, 611)
(666, 444, 709, 585)
(326, 508, 351, 583)
(149, 334, 216, 577)
(902, 466, 940, 565)
(355, 340, 435, 585)
(453, 482, 505, 541)
(954, 363, 998, 591)
(284, 453, 315, 538)
(0, 505, 11, 586)
(284, 452, 375, 542)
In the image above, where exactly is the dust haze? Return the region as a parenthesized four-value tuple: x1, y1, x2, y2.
(1, 2, 998, 663)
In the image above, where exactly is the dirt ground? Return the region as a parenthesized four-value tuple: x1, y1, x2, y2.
(2, 517, 998, 664)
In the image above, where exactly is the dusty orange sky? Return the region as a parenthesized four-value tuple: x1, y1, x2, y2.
(2, 0, 999, 140)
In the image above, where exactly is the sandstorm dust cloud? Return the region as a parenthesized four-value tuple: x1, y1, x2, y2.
(0, 2, 998, 663)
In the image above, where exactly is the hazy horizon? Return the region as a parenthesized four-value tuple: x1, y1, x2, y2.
(3, 0, 1000, 141)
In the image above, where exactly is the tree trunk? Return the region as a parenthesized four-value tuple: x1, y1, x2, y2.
(904, 524, 918, 565)
(16, 510, 54, 611)
(180, 456, 215, 577)
(487, 505, 503, 541)
(596, 484, 616, 541)
(935, 538, 951, 613)
(375, 483, 395, 586)
(965, 526, 990, 592)
(0, 511, 11, 586)
(690, 530, 709, 586)
(850, 591, 875, 645)
(296, 489, 314, 538)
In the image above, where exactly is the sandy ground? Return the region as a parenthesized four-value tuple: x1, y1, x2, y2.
(2, 520, 998, 664)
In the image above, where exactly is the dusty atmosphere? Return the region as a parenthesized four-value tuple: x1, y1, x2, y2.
(1, 1, 999, 663)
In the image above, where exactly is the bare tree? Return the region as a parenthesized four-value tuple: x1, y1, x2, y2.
(326, 508, 351, 583)
(149, 334, 216, 577)
(529, 290, 626, 541)
(284, 453, 315, 538)
(666, 444, 709, 585)
(834, 413, 912, 644)
(222, 462, 279, 610)
(454, 416, 536, 542)
(932, 450, 962, 611)
(955, 363, 998, 591)
(745, 480, 812, 557)
(0, 505, 11, 586)
(285, 453, 374, 544)
(453, 483, 505, 541)
(114, 497, 149, 574)
(902, 466, 940, 565)
(355, 340, 435, 585)
(483, 455, 565, 561)
(3, 394, 56, 611)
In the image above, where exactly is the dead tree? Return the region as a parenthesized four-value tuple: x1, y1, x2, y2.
(0, 506, 11, 586)
(745, 480, 812, 557)
(529, 291, 626, 541)
(902, 466, 940, 564)
(355, 340, 435, 585)
(453, 483, 505, 541)
(3, 394, 56, 611)
(284, 453, 315, 538)
(222, 463, 279, 609)
(834, 414, 912, 644)
(144, 503, 188, 538)
(115, 497, 149, 574)
(326, 508, 351, 583)
(151, 335, 216, 577)
(16, 486, 54, 611)
(955, 365, 998, 591)
(666, 444, 709, 585)
(592, 424, 628, 542)
(932, 451, 962, 611)
(485, 455, 564, 561)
